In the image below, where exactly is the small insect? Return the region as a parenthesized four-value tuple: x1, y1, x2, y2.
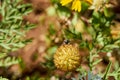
(63, 39, 70, 44)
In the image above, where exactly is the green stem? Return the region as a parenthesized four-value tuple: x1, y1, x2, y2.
(103, 62, 112, 80)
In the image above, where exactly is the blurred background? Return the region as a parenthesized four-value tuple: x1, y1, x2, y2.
(0, 0, 120, 80)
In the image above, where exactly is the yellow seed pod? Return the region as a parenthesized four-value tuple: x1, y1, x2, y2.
(54, 44, 81, 71)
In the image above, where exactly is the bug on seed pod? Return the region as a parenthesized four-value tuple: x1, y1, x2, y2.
(54, 43, 81, 71)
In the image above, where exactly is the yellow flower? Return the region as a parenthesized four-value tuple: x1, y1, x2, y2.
(60, 0, 72, 6)
(60, 0, 93, 12)
(72, 0, 81, 12)
(85, 0, 93, 4)
(54, 44, 81, 71)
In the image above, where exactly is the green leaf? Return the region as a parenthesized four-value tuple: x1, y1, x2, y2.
(0, 77, 8, 80)
(104, 7, 114, 18)
(64, 29, 82, 39)
(103, 62, 112, 80)
(93, 59, 102, 66)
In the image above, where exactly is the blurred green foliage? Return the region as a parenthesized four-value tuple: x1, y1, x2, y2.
(0, 77, 8, 80)
(0, 0, 34, 79)
(72, 71, 102, 80)
(0, 0, 34, 52)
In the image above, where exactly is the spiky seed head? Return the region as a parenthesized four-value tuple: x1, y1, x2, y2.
(54, 44, 81, 71)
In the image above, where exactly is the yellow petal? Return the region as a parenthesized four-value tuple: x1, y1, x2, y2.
(72, 0, 81, 12)
(60, 0, 72, 6)
(85, 0, 93, 4)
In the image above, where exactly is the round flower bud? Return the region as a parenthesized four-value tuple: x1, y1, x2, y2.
(54, 44, 81, 71)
